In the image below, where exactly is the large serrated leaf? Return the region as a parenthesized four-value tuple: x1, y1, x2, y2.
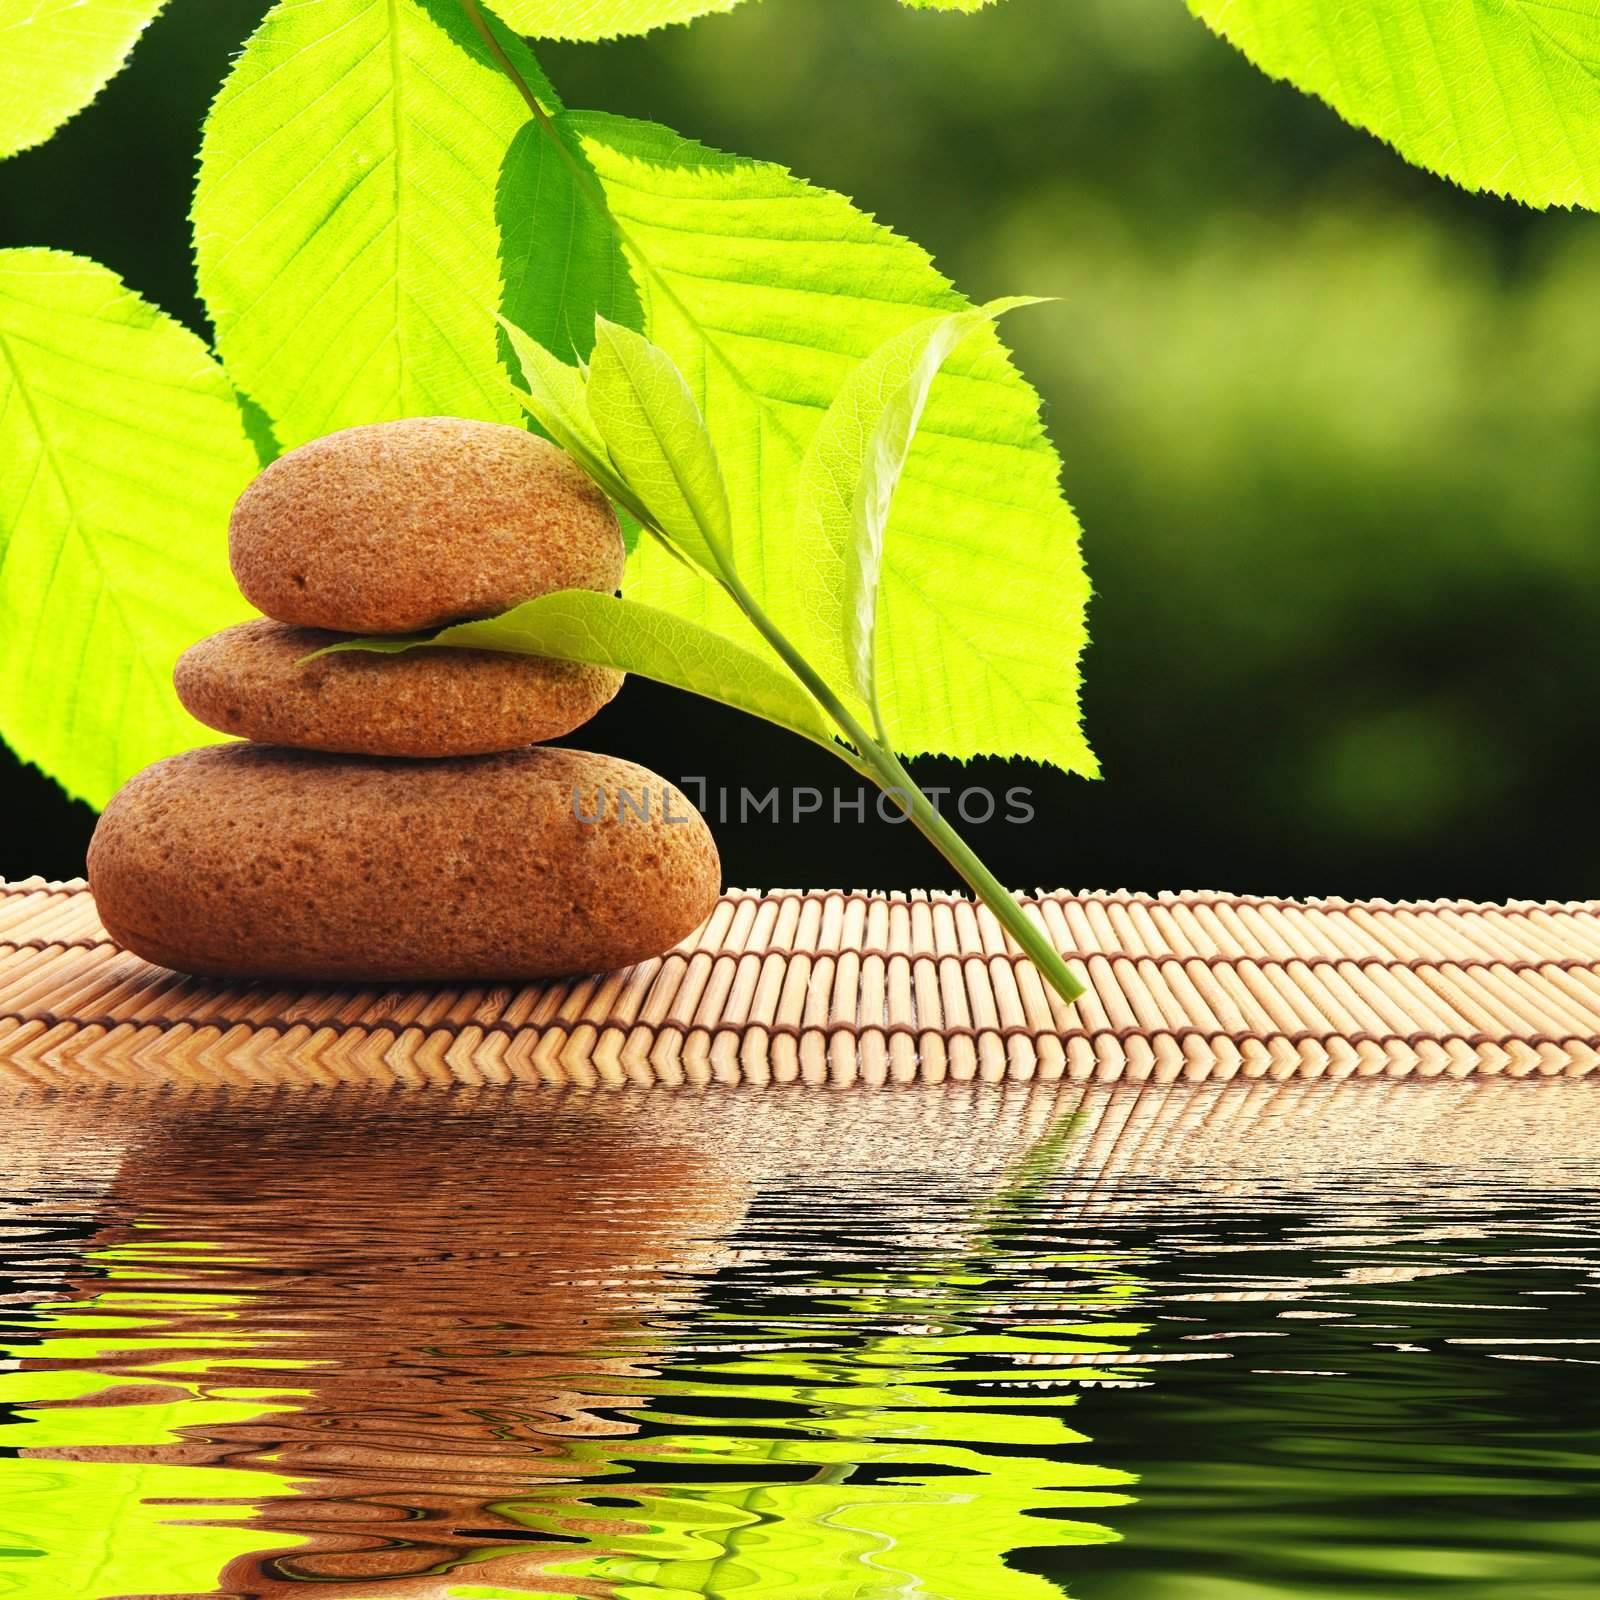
(0, 0, 166, 160)
(541, 110, 1094, 776)
(493, 0, 997, 36)
(0, 249, 258, 808)
(1188, 0, 1600, 210)
(491, 0, 744, 39)
(326, 589, 838, 749)
(193, 0, 567, 448)
(497, 119, 641, 368)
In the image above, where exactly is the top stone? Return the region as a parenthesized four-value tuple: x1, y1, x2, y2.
(230, 417, 625, 634)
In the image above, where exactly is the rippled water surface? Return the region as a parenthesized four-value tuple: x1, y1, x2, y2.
(0, 1078, 1596, 1599)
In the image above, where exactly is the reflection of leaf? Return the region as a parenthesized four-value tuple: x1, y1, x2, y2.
(0, 1248, 304, 1595)
(0, 0, 166, 160)
(546, 110, 1093, 774)
(0, 249, 257, 807)
(500, 1110, 1141, 1599)
(193, 0, 564, 447)
(325, 589, 839, 749)
(1188, 0, 1600, 210)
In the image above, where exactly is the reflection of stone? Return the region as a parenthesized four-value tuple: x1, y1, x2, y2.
(0, 1085, 1137, 1596)
(6, 1092, 752, 1596)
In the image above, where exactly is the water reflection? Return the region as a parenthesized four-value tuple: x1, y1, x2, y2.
(0, 1080, 1596, 1599)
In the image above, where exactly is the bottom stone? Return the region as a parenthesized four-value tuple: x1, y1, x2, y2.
(87, 744, 720, 982)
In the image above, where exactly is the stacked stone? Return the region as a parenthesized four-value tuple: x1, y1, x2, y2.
(88, 418, 720, 983)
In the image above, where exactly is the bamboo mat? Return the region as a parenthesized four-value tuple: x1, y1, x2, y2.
(0, 877, 1597, 1088)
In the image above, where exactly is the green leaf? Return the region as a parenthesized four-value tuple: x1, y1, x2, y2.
(193, 0, 567, 447)
(486, 0, 992, 38)
(496, 119, 642, 369)
(0, 0, 166, 160)
(797, 297, 1042, 715)
(542, 111, 1094, 775)
(325, 589, 839, 750)
(498, 313, 652, 531)
(485, 0, 995, 40)
(0, 249, 258, 808)
(1187, 0, 1600, 210)
(586, 316, 734, 577)
(489, 0, 744, 39)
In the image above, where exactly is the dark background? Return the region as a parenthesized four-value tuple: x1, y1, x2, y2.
(4, 0, 1598, 900)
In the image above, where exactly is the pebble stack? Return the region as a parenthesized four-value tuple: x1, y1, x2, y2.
(88, 418, 721, 982)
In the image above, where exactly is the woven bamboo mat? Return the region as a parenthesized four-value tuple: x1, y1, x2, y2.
(1, 877, 1597, 1087)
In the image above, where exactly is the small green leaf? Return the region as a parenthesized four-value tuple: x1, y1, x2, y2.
(498, 314, 652, 532)
(0, 249, 258, 808)
(798, 297, 1043, 716)
(586, 317, 735, 577)
(900, 0, 999, 9)
(1187, 0, 1600, 210)
(0, 0, 166, 160)
(489, 0, 744, 40)
(324, 589, 838, 750)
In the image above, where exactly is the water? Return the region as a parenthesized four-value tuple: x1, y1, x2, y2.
(0, 1078, 1595, 1599)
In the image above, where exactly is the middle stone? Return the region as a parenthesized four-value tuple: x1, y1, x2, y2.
(176, 619, 623, 758)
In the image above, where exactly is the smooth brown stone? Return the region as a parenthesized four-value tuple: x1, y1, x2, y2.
(230, 418, 624, 633)
(174, 619, 622, 758)
(88, 745, 720, 982)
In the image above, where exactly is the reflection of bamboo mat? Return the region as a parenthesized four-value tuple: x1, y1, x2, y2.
(1, 877, 1597, 1087)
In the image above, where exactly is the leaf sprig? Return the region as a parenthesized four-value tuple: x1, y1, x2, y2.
(330, 303, 1088, 1009)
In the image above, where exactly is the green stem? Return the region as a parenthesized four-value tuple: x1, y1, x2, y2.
(723, 573, 1085, 1009)
(869, 744, 1087, 1007)
(458, 0, 611, 215)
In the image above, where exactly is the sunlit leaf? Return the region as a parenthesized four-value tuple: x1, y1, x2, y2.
(531, 111, 1094, 774)
(490, 0, 743, 39)
(193, 0, 567, 447)
(496, 118, 642, 368)
(325, 589, 839, 750)
(1188, 0, 1600, 210)
(0, 0, 166, 160)
(586, 316, 734, 576)
(491, 0, 998, 39)
(0, 249, 257, 808)
(796, 297, 1042, 715)
(498, 313, 651, 536)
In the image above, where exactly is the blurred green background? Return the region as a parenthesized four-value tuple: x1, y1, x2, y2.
(4, 0, 1598, 900)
